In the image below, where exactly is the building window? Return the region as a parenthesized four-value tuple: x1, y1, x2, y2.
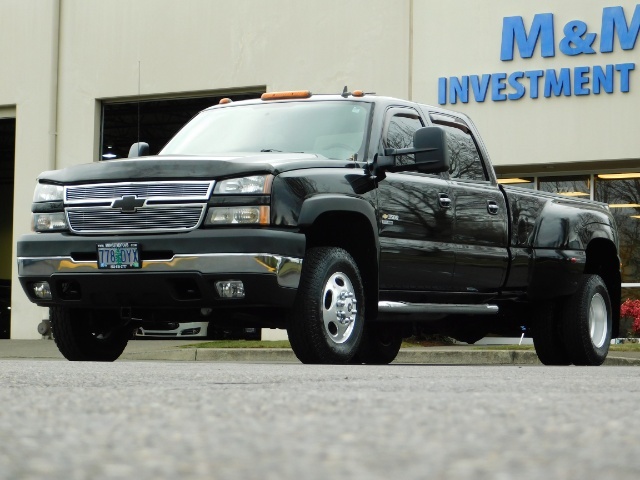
(595, 174, 640, 284)
(538, 175, 590, 198)
(100, 91, 263, 160)
(497, 177, 535, 188)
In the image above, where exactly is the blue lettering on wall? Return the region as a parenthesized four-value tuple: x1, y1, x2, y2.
(601, 5, 640, 52)
(616, 62, 636, 91)
(559, 21, 597, 55)
(439, 64, 635, 105)
(544, 68, 572, 97)
(501, 13, 555, 61)
(438, 5, 639, 104)
(593, 65, 614, 93)
(525, 70, 544, 99)
(438, 77, 447, 105)
(470, 74, 491, 102)
(574, 66, 591, 95)
(492, 73, 508, 101)
(450, 76, 469, 104)
(508, 72, 526, 100)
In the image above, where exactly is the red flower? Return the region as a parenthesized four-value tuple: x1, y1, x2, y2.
(621, 299, 640, 336)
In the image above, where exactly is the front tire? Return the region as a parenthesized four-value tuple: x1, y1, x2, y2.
(50, 307, 132, 362)
(561, 274, 612, 366)
(287, 247, 364, 364)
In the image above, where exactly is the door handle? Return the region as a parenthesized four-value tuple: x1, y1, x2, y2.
(438, 193, 452, 209)
(487, 200, 499, 215)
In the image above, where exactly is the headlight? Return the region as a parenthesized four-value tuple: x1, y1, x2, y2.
(33, 183, 64, 202)
(214, 175, 272, 194)
(205, 206, 270, 225)
(33, 213, 68, 232)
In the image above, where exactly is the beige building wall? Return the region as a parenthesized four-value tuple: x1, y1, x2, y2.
(412, 0, 640, 171)
(1, 0, 61, 338)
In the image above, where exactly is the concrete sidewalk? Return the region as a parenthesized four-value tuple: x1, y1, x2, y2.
(0, 339, 639, 365)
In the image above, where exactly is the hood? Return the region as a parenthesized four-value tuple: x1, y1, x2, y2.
(38, 153, 355, 185)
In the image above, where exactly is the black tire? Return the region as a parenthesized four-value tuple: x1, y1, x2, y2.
(351, 323, 402, 365)
(50, 307, 132, 362)
(207, 323, 223, 340)
(561, 274, 612, 366)
(287, 247, 364, 364)
(531, 300, 571, 366)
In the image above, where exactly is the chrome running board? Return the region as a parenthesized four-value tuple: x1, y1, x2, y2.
(378, 301, 499, 315)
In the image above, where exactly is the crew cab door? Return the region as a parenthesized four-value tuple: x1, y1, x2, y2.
(433, 115, 509, 292)
(377, 108, 455, 291)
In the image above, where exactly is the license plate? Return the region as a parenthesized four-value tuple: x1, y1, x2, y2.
(97, 242, 141, 269)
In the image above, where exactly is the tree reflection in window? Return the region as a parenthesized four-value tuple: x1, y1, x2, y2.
(439, 125, 486, 181)
(595, 176, 640, 283)
(385, 114, 423, 166)
(539, 176, 590, 197)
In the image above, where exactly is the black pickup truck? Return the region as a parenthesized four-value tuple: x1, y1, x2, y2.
(17, 89, 620, 365)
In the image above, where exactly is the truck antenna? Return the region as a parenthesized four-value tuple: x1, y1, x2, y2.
(137, 61, 141, 154)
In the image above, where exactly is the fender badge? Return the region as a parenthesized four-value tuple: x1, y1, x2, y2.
(381, 213, 399, 225)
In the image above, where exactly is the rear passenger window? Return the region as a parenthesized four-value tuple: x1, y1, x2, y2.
(440, 124, 486, 182)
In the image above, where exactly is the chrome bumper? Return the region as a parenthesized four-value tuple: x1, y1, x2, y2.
(17, 253, 303, 289)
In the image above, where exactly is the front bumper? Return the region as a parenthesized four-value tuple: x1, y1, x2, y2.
(17, 229, 304, 309)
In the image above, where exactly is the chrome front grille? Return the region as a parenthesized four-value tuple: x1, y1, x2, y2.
(63, 181, 214, 234)
(67, 205, 206, 234)
(65, 181, 213, 203)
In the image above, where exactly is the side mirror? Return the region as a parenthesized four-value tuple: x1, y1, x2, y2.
(128, 142, 150, 158)
(373, 126, 450, 176)
(413, 126, 450, 174)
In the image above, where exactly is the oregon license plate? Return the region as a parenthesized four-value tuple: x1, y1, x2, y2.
(97, 242, 140, 269)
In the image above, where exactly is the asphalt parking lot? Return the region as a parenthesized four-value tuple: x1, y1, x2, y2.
(1, 360, 639, 480)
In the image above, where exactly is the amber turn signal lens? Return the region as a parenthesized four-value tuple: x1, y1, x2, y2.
(261, 90, 312, 101)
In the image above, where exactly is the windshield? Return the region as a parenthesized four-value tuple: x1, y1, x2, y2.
(160, 100, 371, 160)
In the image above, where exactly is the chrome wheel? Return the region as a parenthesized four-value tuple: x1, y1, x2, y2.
(287, 247, 364, 364)
(322, 272, 357, 344)
(589, 293, 608, 348)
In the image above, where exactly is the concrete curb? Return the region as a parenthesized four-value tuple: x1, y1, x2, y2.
(120, 348, 640, 365)
(395, 349, 542, 365)
(604, 356, 640, 366)
(121, 349, 197, 362)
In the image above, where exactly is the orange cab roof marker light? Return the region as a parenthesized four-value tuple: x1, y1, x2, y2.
(261, 90, 312, 101)
(341, 86, 372, 98)
(219, 98, 233, 104)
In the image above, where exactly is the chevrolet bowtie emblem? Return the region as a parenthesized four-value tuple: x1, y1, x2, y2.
(112, 195, 146, 213)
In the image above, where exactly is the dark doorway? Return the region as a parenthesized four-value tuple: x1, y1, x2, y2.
(0, 117, 15, 339)
(101, 91, 264, 160)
